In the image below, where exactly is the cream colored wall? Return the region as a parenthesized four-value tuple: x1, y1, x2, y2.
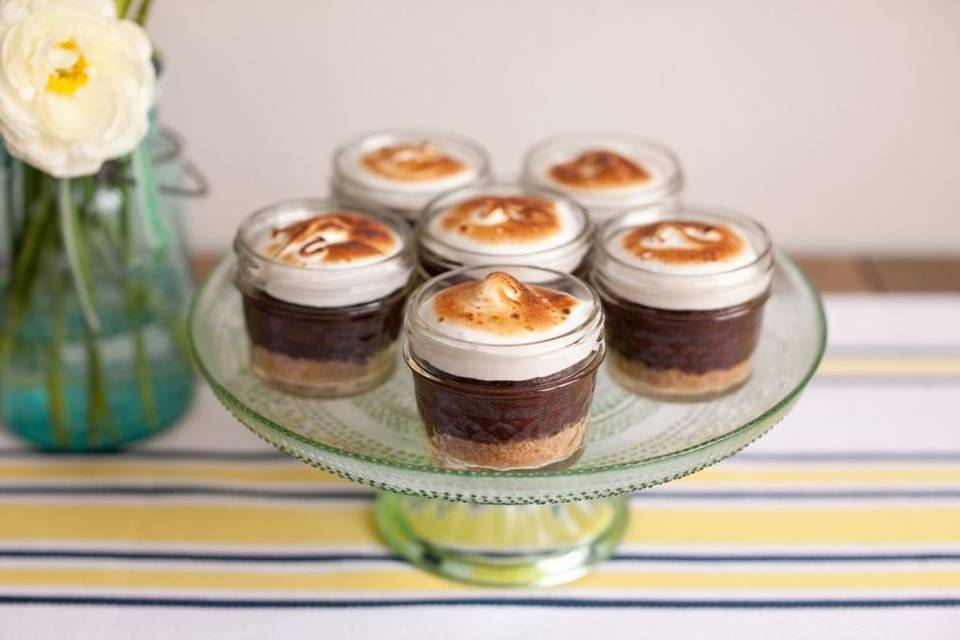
(150, 0, 960, 254)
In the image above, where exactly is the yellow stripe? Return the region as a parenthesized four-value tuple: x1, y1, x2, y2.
(1, 504, 958, 546)
(0, 462, 349, 485)
(677, 467, 960, 486)
(0, 566, 957, 592)
(0, 463, 957, 487)
(819, 355, 960, 376)
(0, 504, 377, 545)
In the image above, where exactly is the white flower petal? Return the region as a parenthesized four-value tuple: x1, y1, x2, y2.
(0, 0, 153, 176)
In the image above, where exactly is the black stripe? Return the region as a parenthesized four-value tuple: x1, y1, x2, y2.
(0, 486, 374, 500)
(0, 550, 399, 563)
(613, 552, 960, 563)
(0, 448, 959, 464)
(0, 595, 957, 609)
(2, 485, 960, 500)
(2, 549, 960, 564)
(0, 449, 288, 461)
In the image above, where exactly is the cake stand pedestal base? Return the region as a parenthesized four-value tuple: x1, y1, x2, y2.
(375, 493, 628, 587)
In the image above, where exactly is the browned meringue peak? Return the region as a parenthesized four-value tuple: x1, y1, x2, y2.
(439, 195, 562, 245)
(432, 271, 580, 336)
(361, 142, 467, 182)
(264, 211, 397, 266)
(549, 149, 651, 189)
(621, 221, 746, 265)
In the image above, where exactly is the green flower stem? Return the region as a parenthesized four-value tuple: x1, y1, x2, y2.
(120, 163, 157, 429)
(130, 287, 156, 429)
(135, 0, 153, 26)
(83, 322, 112, 447)
(131, 144, 167, 250)
(58, 179, 101, 333)
(42, 226, 68, 448)
(57, 178, 114, 446)
(166, 315, 195, 373)
(116, 0, 153, 25)
(0, 185, 52, 366)
(115, 0, 132, 19)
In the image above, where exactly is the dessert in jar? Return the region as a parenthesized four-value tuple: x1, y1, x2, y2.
(331, 130, 491, 224)
(234, 199, 415, 398)
(591, 207, 773, 400)
(404, 267, 605, 470)
(417, 182, 592, 279)
(522, 134, 684, 223)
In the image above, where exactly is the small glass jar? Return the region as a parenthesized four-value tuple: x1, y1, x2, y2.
(522, 133, 684, 223)
(234, 199, 415, 398)
(591, 206, 773, 400)
(331, 129, 492, 224)
(404, 265, 605, 470)
(417, 182, 593, 281)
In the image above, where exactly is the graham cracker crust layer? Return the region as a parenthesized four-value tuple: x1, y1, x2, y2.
(251, 346, 394, 398)
(609, 351, 753, 401)
(429, 418, 587, 471)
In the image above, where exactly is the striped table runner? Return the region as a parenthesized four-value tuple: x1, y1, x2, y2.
(2, 294, 959, 639)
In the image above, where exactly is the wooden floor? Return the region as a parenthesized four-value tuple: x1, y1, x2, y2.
(193, 255, 960, 293)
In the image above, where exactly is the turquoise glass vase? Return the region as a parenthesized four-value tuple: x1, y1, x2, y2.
(0, 129, 196, 450)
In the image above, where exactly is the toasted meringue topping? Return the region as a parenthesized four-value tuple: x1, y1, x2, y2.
(438, 196, 563, 246)
(549, 149, 651, 190)
(264, 212, 399, 268)
(361, 142, 467, 182)
(620, 221, 749, 265)
(432, 272, 581, 338)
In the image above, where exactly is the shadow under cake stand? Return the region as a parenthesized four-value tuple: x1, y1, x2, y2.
(189, 252, 826, 587)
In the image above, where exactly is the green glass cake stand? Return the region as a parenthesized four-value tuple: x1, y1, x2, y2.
(189, 252, 826, 587)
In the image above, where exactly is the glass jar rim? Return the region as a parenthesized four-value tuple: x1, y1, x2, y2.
(417, 181, 593, 260)
(522, 132, 684, 202)
(331, 128, 492, 198)
(405, 263, 602, 349)
(594, 205, 773, 280)
(233, 197, 415, 271)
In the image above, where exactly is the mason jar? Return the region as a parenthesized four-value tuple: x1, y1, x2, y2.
(234, 199, 415, 398)
(331, 129, 491, 224)
(404, 265, 605, 470)
(522, 133, 683, 223)
(591, 206, 773, 400)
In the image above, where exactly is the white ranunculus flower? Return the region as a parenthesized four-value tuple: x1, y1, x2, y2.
(0, 0, 155, 177)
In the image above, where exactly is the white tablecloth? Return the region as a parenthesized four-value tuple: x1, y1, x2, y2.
(1, 294, 959, 639)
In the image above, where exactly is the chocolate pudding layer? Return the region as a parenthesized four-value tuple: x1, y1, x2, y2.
(239, 282, 409, 396)
(599, 285, 768, 399)
(403, 268, 605, 471)
(591, 206, 773, 399)
(408, 353, 602, 470)
(234, 200, 415, 398)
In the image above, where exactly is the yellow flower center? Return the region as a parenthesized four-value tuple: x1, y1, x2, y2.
(46, 39, 89, 96)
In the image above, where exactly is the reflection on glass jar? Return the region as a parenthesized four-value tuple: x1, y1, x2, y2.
(404, 265, 605, 470)
(234, 199, 414, 398)
(522, 133, 684, 223)
(0, 131, 197, 450)
(417, 181, 593, 281)
(591, 206, 773, 400)
(331, 129, 491, 224)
